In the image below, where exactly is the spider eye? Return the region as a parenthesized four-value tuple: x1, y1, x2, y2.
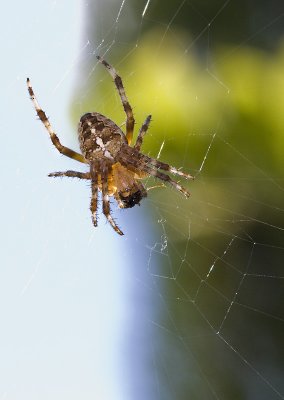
(119, 190, 147, 208)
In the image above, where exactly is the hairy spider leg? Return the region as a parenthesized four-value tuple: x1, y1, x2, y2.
(134, 115, 152, 151)
(96, 56, 135, 145)
(48, 171, 91, 179)
(117, 149, 191, 198)
(118, 144, 194, 180)
(101, 162, 124, 235)
(90, 163, 99, 227)
(140, 164, 191, 198)
(145, 157, 194, 180)
(27, 78, 87, 164)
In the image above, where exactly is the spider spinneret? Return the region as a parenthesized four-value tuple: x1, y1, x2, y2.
(27, 55, 193, 235)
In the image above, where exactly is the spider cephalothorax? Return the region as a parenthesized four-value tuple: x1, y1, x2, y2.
(27, 56, 193, 235)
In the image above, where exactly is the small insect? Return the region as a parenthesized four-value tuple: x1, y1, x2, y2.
(27, 56, 193, 235)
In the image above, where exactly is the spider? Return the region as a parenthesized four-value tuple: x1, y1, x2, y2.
(27, 56, 193, 235)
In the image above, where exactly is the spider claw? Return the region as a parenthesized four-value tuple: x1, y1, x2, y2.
(97, 55, 108, 68)
(175, 182, 191, 198)
(106, 215, 124, 235)
(48, 172, 60, 177)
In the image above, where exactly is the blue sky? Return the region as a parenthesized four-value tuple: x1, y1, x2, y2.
(0, 2, 156, 399)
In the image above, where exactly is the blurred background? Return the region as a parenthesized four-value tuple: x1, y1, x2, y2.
(1, 0, 283, 399)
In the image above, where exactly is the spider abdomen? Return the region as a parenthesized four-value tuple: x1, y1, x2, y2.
(78, 112, 127, 162)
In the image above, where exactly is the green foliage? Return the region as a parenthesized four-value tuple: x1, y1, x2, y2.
(73, 29, 284, 239)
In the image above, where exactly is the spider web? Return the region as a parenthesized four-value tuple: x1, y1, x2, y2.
(1, 1, 284, 399)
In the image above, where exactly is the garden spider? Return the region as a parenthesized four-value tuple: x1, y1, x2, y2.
(27, 56, 193, 235)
